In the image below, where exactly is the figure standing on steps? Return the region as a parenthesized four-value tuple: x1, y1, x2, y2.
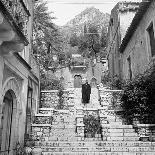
(82, 80, 91, 105)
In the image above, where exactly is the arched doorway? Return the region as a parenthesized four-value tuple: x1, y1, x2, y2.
(74, 75, 82, 88)
(0, 90, 16, 155)
(91, 77, 97, 88)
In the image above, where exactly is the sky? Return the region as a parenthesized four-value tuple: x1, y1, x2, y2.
(46, 0, 142, 26)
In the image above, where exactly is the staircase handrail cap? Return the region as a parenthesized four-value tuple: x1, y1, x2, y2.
(76, 107, 84, 110)
(98, 107, 107, 110)
(65, 88, 75, 91)
(136, 124, 155, 127)
(41, 90, 58, 93)
(39, 108, 54, 110)
(106, 109, 115, 112)
(31, 124, 51, 127)
(76, 123, 85, 127)
(35, 114, 52, 117)
(76, 115, 84, 118)
(99, 114, 108, 118)
(83, 108, 98, 111)
(99, 89, 123, 92)
(55, 109, 69, 114)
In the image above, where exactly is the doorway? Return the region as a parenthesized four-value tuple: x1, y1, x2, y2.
(0, 90, 15, 155)
(74, 75, 82, 88)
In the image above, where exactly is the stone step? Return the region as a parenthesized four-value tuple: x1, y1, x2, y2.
(103, 125, 133, 129)
(108, 128, 135, 133)
(35, 141, 155, 147)
(40, 136, 140, 142)
(40, 146, 155, 152)
(106, 137, 139, 141)
(107, 132, 138, 137)
(42, 152, 155, 155)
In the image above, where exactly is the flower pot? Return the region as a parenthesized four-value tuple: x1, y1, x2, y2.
(136, 124, 155, 142)
(31, 147, 42, 155)
(139, 136, 149, 142)
(24, 147, 32, 154)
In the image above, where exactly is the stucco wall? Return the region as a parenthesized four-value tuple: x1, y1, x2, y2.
(107, 2, 139, 80)
(122, 1, 155, 80)
(0, 53, 29, 150)
(0, 0, 40, 150)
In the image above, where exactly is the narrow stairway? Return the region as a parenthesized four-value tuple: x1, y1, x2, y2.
(32, 88, 155, 155)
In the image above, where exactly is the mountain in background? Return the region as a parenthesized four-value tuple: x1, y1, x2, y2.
(59, 7, 110, 58)
(61, 7, 110, 38)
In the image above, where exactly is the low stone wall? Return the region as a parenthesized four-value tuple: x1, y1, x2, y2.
(31, 124, 51, 141)
(40, 90, 59, 108)
(99, 88, 123, 110)
(40, 90, 70, 109)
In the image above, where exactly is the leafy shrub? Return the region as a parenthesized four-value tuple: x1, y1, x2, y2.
(83, 114, 102, 137)
(120, 70, 155, 124)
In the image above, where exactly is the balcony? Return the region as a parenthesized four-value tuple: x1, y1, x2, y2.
(0, 0, 30, 54)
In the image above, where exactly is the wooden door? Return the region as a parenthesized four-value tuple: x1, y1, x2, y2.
(74, 75, 82, 88)
(0, 91, 13, 155)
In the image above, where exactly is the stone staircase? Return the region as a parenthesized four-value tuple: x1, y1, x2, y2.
(31, 88, 155, 155)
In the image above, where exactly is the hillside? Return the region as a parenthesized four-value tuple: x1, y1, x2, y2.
(61, 7, 110, 38)
(60, 7, 110, 58)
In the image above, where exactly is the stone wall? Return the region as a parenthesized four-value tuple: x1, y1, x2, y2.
(40, 90, 70, 109)
(40, 90, 59, 108)
(32, 108, 76, 142)
(107, 2, 139, 79)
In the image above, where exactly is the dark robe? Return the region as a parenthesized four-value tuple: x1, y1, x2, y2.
(82, 83, 91, 104)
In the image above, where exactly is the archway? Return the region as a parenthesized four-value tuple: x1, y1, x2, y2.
(0, 77, 19, 155)
(0, 90, 17, 155)
(91, 77, 97, 88)
(74, 75, 82, 88)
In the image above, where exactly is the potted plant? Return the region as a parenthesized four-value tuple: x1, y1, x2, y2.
(83, 114, 102, 138)
(57, 87, 64, 109)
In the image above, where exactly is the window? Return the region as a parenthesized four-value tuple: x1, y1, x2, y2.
(147, 23, 155, 56)
(127, 56, 132, 80)
(110, 18, 114, 26)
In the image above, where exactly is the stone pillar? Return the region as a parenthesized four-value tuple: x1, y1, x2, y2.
(98, 108, 108, 141)
(76, 107, 84, 141)
(68, 93, 74, 107)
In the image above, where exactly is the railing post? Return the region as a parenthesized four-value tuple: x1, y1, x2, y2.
(76, 107, 84, 141)
(98, 108, 108, 141)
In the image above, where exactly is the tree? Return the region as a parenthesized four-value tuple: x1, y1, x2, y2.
(100, 27, 107, 48)
(69, 33, 79, 47)
(33, 0, 64, 71)
(33, 0, 55, 35)
(33, 0, 65, 90)
(77, 24, 101, 57)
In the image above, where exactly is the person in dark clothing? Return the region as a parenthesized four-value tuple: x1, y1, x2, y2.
(82, 80, 91, 104)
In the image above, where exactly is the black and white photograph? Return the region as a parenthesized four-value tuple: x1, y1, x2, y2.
(0, 0, 155, 154)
